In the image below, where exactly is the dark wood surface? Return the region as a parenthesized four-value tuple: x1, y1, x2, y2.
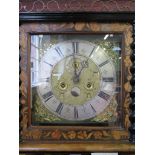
(129, 20, 135, 143)
(20, 12, 134, 23)
(19, 0, 135, 13)
(19, 152, 134, 155)
(20, 153, 134, 155)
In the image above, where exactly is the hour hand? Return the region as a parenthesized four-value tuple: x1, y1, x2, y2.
(72, 55, 79, 83)
(77, 60, 89, 77)
(73, 60, 88, 83)
(73, 66, 79, 83)
(73, 74, 79, 83)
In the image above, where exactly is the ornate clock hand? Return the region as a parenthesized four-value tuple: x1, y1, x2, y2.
(72, 49, 80, 83)
(77, 60, 88, 77)
(73, 66, 79, 83)
(73, 59, 88, 83)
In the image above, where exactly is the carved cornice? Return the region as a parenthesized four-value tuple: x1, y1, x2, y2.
(19, 0, 135, 13)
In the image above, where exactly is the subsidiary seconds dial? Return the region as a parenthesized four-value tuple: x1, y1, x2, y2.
(37, 40, 116, 121)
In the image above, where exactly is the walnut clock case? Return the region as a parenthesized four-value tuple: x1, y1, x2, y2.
(19, 13, 135, 153)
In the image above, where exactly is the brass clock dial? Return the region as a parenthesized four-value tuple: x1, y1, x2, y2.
(36, 40, 116, 121)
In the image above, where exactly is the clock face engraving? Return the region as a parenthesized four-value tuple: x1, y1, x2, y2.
(35, 40, 116, 121)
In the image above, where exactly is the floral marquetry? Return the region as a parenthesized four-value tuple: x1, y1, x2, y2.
(19, 0, 135, 13)
(19, 22, 134, 152)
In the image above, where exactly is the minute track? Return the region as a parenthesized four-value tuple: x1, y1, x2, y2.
(36, 40, 116, 121)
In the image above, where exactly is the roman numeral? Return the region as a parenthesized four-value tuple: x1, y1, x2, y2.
(102, 77, 114, 82)
(89, 46, 96, 57)
(43, 61, 53, 67)
(40, 77, 50, 82)
(72, 42, 78, 54)
(42, 91, 53, 102)
(90, 104, 96, 113)
(99, 60, 109, 67)
(98, 91, 110, 101)
(31, 57, 53, 67)
(74, 107, 78, 119)
(45, 77, 50, 82)
(115, 86, 121, 93)
(56, 102, 64, 114)
(55, 47, 64, 57)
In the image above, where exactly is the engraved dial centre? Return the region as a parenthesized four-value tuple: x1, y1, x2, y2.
(50, 55, 101, 106)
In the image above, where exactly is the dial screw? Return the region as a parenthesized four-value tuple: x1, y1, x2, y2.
(59, 82, 67, 90)
(86, 82, 93, 90)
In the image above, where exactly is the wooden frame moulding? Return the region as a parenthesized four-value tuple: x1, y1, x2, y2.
(19, 12, 135, 153)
